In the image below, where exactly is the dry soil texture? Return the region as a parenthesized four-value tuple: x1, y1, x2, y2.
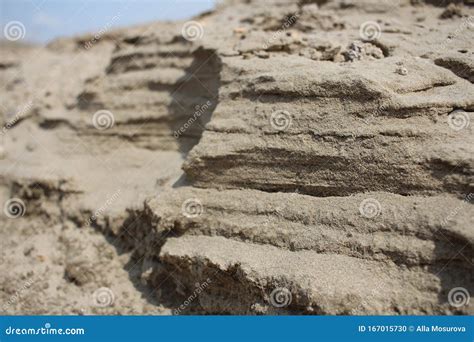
(1, 0, 473, 315)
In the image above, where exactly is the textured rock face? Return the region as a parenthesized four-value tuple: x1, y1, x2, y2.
(0, 0, 473, 315)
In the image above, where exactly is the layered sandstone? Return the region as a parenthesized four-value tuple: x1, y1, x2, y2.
(1, 0, 473, 314)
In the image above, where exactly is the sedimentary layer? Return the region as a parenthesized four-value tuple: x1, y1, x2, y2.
(1, 0, 473, 315)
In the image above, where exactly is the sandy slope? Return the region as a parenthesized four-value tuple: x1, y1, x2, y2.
(1, 0, 473, 314)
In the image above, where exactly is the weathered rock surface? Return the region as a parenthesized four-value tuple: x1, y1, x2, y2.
(1, 0, 473, 315)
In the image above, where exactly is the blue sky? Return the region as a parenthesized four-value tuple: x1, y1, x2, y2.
(0, 0, 216, 43)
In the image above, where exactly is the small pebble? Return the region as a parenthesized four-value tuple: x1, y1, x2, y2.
(396, 67, 408, 76)
(26, 142, 36, 151)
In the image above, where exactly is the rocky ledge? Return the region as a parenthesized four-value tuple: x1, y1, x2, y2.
(1, 0, 473, 315)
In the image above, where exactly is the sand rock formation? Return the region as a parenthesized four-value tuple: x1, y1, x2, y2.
(1, 0, 473, 315)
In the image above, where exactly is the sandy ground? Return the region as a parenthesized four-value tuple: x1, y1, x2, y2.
(1, 0, 473, 315)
